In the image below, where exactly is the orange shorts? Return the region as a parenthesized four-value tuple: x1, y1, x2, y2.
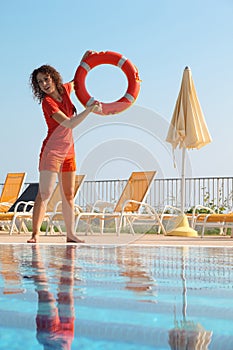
(39, 151, 76, 173)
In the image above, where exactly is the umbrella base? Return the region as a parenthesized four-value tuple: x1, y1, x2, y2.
(167, 214, 198, 237)
(167, 227, 198, 237)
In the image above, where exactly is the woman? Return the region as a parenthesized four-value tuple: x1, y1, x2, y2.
(28, 52, 102, 243)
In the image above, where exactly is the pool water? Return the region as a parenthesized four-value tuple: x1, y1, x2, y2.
(0, 244, 232, 350)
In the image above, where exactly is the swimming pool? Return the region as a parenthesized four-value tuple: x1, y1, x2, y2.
(0, 244, 232, 349)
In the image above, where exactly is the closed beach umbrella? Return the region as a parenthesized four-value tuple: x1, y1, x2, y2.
(166, 67, 212, 235)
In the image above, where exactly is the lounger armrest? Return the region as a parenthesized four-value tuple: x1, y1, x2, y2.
(14, 200, 35, 213)
(0, 202, 12, 210)
(120, 199, 154, 215)
(203, 213, 212, 223)
(91, 200, 115, 213)
(0, 201, 12, 206)
(121, 199, 155, 214)
(161, 205, 182, 215)
(74, 204, 83, 214)
(53, 201, 62, 212)
(24, 201, 35, 212)
(192, 205, 215, 216)
(190, 205, 215, 227)
(121, 200, 166, 235)
(120, 199, 141, 213)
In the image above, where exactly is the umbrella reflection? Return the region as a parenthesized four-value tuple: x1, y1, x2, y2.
(168, 248, 212, 350)
(31, 245, 76, 350)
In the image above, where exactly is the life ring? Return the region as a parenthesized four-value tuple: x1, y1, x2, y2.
(74, 51, 141, 115)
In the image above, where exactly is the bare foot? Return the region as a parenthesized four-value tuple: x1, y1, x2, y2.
(27, 234, 38, 243)
(67, 235, 84, 243)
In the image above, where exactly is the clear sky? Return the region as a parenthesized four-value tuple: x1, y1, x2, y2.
(1, 0, 233, 183)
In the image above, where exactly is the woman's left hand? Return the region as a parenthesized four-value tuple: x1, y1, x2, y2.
(80, 50, 96, 62)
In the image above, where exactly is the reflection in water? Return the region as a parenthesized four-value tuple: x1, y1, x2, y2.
(116, 246, 156, 294)
(0, 245, 24, 294)
(31, 245, 76, 350)
(169, 321, 212, 350)
(168, 247, 212, 350)
(0, 245, 232, 349)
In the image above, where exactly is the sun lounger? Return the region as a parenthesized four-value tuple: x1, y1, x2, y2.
(0, 172, 26, 213)
(0, 183, 39, 234)
(74, 171, 166, 236)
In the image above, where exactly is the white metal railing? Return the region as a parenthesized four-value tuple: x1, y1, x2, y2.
(1, 177, 233, 213)
(75, 176, 233, 213)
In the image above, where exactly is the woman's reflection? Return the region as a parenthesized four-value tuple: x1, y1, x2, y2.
(31, 245, 76, 350)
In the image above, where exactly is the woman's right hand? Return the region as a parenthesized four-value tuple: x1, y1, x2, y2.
(88, 101, 103, 114)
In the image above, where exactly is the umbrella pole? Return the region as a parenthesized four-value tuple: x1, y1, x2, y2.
(181, 147, 186, 214)
(167, 147, 198, 237)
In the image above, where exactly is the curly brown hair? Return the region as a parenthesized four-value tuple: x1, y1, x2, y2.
(29, 65, 64, 104)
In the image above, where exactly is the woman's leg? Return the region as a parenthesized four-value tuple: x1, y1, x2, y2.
(58, 171, 84, 243)
(27, 171, 57, 243)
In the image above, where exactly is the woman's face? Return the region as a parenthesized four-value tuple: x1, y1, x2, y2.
(36, 72, 56, 95)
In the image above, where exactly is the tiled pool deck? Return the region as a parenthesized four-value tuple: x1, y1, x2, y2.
(1, 230, 233, 246)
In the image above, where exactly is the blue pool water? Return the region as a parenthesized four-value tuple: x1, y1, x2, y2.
(0, 244, 232, 350)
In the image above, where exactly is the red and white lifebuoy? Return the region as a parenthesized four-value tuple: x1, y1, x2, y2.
(74, 51, 141, 115)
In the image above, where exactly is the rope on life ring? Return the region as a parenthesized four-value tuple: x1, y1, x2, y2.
(74, 51, 141, 115)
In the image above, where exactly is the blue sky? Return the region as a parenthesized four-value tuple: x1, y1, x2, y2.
(1, 0, 233, 182)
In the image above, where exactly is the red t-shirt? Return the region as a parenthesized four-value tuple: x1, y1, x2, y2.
(40, 83, 76, 158)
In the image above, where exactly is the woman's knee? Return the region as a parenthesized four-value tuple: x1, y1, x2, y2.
(37, 189, 53, 202)
(63, 190, 74, 203)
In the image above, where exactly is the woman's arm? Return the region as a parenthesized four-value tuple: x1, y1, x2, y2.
(59, 50, 99, 127)
(51, 102, 102, 129)
(69, 80, 74, 91)
(69, 50, 95, 92)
